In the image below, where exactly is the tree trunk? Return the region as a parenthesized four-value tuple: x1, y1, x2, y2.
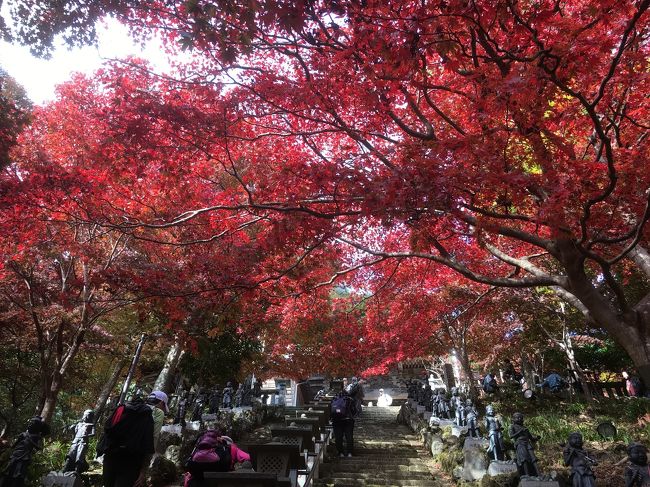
(560, 336, 593, 402)
(557, 240, 650, 390)
(95, 358, 127, 421)
(520, 353, 535, 391)
(153, 336, 185, 394)
(459, 342, 478, 400)
(40, 371, 62, 423)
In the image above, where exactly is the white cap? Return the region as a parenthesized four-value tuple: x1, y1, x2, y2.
(148, 390, 169, 413)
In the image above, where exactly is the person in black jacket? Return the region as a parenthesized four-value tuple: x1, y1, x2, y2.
(331, 392, 357, 458)
(98, 398, 155, 487)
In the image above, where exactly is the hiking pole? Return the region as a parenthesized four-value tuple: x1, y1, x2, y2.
(119, 333, 147, 404)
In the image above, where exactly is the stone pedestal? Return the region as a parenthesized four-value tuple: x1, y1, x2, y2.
(42, 472, 83, 487)
(437, 419, 455, 428)
(518, 480, 560, 487)
(488, 460, 518, 477)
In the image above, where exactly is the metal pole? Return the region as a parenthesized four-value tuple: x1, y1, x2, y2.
(119, 333, 147, 404)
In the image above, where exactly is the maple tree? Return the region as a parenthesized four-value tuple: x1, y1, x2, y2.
(96, 0, 648, 383)
(2, 0, 650, 395)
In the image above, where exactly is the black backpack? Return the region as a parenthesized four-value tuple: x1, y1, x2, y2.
(96, 403, 153, 456)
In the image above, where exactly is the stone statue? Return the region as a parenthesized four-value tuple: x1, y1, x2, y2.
(276, 383, 287, 406)
(422, 384, 433, 412)
(508, 412, 540, 478)
(63, 409, 95, 474)
(190, 394, 205, 422)
(241, 376, 253, 407)
(485, 405, 506, 461)
(208, 388, 222, 414)
(1, 416, 50, 487)
(465, 399, 479, 438)
(222, 382, 234, 409)
(407, 380, 418, 399)
(252, 378, 262, 398)
(433, 390, 450, 419)
(233, 383, 244, 408)
(173, 393, 188, 425)
(451, 388, 465, 426)
(625, 442, 650, 487)
(563, 432, 597, 487)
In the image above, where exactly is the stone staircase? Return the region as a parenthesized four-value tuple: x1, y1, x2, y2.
(315, 406, 444, 487)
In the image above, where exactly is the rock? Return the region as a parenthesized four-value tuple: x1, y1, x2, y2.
(164, 444, 181, 466)
(148, 455, 177, 487)
(179, 425, 202, 462)
(480, 468, 519, 487)
(42, 472, 83, 487)
(159, 424, 182, 453)
(487, 460, 518, 477)
(430, 434, 445, 457)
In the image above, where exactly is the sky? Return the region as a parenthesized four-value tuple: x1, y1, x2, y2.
(0, 18, 173, 104)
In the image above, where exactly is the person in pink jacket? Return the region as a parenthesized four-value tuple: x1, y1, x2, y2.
(184, 429, 251, 487)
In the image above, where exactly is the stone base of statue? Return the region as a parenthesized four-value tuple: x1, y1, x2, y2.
(487, 460, 518, 477)
(432, 418, 455, 428)
(518, 478, 560, 487)
(451, 425, 468, 437)
(42, 472, 83, 487)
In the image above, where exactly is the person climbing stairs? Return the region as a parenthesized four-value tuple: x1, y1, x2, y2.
(315, 406, 445, 487)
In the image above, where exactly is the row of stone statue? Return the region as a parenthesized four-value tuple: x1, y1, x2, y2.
(171, 377, 265, 425)
(407, 381, 650, 487)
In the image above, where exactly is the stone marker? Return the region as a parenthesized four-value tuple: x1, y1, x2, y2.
(458, 441, 488, 481)
(201, 413, 217, 422)
(430, 434, 444, 456)
(42, 472, 83, 487)
(464, 437, 488, 450)
(416, 405, 426, 414)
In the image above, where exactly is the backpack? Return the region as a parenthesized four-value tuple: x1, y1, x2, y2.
(331, 395, 351, 421)
(184, 432, 232, 475)
(96, 402, 153, 456)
